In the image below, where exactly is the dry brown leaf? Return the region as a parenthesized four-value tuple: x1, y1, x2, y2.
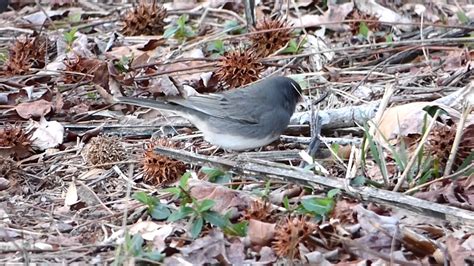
(189, 180, 250, 214)
(446, 235, 473, 266)
(15, 99, 52, 119)
(247, 219, 276, 247)
(375, 102, 461, 143)
(292, 2, 353, 32)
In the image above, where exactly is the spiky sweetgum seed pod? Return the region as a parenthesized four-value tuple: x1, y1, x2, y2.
(272, 216, 316, 258)
(142, 138, 186, 185)
(242, 200, 274, 222)
(457, 123, 474, 167)
(4, 34, 47, 75)
(425, 125, 457, 167)
(122, 1, 167, 36)
(83, 136, 126, 168)
(249, 17, 292, 57)
(0, 125, 31, 148)
(215, 49, 264, 89)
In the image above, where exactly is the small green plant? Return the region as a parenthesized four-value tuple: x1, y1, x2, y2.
(63, 27, 78, 51)
(457, 11, 469, 24)
(223, 20, 245, 35)
(163, 15, 195, 40)
(168, 198, 227, 238)
(133, 192, 171, 220)
(114, 56, 132, 73)
(0, 52, 7, 64)
(118, 233, 164, 264)
(86, 92, 98, 100)
(297, 189, 339, 219)
(68, 13, 82, 23)
(358, 21, 369, 38)
(168, 197, 247, 238)
(206, 40, 226, 56)
(281, 38, 305, 54)
(163, 172, 192, 204)
(201, 167, 232, 184)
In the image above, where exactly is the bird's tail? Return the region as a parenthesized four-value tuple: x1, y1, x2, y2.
(115, 96, 183, 113)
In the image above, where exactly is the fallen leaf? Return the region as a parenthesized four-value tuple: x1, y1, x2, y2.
(15, 99, 52, 119)
(189, 179, 250, 214)
(375, 102, 462, 143)
(354, 0, 412, 31)
(129, 221, 174, 247)
(28, 118, 64, 150)
(64, 181, 78, 206)
(177, 229, 229, 265)
(292, 2, 353, 32)
(446, 235, 472, 266)
(246, 219, 275, 247)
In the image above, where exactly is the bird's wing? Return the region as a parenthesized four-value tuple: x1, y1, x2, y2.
(169, 93, 261, 124)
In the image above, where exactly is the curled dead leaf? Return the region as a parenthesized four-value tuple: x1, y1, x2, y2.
(247, 219, 276, 247)
(15, 99, 52, 119)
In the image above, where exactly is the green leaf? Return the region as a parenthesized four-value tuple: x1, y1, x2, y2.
(283, 196, 290, 210)
(190, 217, 204, 238)
(177, 15, 188, 27)
(365, 124, 389, 182)
(359, 22, 369, 38)
(223, 20, 244, 35)
(142, 251, 164, 261)
(457, 11, 469, 24)
(133, 192, 152, 205)
(201, 167, 227, 183)
(63, 27, 78, 45)
(206, 40, 225, 55)
(150, 204, 171, 220)
(0, 52, 7, 63)
(350, 176, 366, 186)
(422, 105, 448, 118)
(129, 234, 144, 255)
(197, 199, 215, 213)
(301, 197, 334, 216)
(179, 172, 191, 189)
(202, 211, 228, 228)
(168, 206, 194, 222)
(164, 26, 179, 39)
(417, 169, 433, 185)
(162, 187, 180, 196)
(68, 13, 82, 23)
(281, 39, 298, 54)
(385, 33, 393, 43)
(327, 188, 340, 199)
(455, 152, 474, 178)
(223, 221, 248, 237)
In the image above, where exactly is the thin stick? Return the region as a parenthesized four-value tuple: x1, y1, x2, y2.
(404, 163, 473, 194)
(444, 102, 471, 176)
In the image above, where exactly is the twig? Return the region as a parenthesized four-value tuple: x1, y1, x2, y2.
(443, 101, 471, 176)
(354, 83, 395, 187)
(404, 163, 473, 194)
(154, 146, 474, 226)
(78, 181, 114, 215)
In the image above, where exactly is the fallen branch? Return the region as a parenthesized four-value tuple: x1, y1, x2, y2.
(154, 146, 474, 227)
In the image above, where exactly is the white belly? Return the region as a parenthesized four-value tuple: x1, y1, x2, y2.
(204, 131, 277, 151)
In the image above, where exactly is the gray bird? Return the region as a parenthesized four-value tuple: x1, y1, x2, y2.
(117, 76, 302, 150)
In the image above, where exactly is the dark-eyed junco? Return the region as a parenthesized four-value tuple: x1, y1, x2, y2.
(117, 76, 302, 150)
